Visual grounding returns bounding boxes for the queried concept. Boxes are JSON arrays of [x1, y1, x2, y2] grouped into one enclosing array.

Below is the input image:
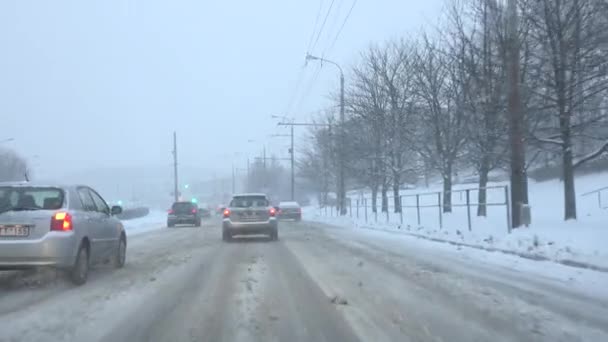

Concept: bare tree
[[347, 46, 391, 213], [525, 0, 608, 220], [0, 148, 28, 182], [412, 35, 469, 213]]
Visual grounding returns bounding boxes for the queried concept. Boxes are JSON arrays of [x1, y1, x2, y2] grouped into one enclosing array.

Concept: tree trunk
[[562, 144, 577, 220], [393, 173, 401, 213], [442, 165, 452, 213], [381, 181, 388, 213], [477, 158, 490, 217], [371, 184, 378, 213]]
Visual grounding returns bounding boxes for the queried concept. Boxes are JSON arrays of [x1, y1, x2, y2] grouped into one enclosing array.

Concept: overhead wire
[[310, 0, 336, 52], [306, 0, 325, 53], [323, 0, 358, 57], [285, 0, 325, 118]]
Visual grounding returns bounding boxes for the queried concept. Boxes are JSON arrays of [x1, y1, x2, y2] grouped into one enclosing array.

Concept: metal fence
[[319, 185, 512, 233], [581, 186, 608, 210]]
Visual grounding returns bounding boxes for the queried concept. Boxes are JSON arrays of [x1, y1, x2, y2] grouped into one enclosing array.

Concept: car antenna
[[24, 171, 30, 182]]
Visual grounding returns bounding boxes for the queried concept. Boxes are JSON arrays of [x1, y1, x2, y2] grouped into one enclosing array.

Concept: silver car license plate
[[0, 225, 30, 237]]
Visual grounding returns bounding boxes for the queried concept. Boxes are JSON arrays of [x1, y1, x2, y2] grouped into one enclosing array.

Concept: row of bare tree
[[300, 0, 608, 222], [0, 148, 28, 182]]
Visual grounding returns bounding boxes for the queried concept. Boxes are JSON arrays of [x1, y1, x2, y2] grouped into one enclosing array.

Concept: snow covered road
[[1, 219, 607, 342]]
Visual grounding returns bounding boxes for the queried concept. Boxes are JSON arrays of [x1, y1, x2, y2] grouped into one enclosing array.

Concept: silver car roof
[[231, 193, 268, 198]]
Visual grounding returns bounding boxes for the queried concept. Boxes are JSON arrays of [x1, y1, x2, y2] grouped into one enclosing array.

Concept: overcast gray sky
[[1, 0, 442, 182]]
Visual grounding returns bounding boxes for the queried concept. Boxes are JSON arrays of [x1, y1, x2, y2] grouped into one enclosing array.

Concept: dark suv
[[167, 202, 201, 227]]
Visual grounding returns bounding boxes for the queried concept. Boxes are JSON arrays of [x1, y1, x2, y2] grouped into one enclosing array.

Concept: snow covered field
[[309, 172, 608, 270], [121, 210, 167, 236]]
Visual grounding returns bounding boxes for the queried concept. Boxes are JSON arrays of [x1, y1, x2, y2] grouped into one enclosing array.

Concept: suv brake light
[[269, 207, 277, 217], [223, 208, 231, 218], [51, 212, 73, 231], [168, 209, 174, 214], [191, 208, 197, 214]]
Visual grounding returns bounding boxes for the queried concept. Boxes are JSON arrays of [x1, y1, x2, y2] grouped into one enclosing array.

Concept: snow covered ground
[[308, 172, 608, 270], [121, 210, 167, 236]]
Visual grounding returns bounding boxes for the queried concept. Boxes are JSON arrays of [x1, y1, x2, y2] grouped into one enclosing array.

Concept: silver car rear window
[[230, 196, 268, 208], [0, 186, 64, 210]]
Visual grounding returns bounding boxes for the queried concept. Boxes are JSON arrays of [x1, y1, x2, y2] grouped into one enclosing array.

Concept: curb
[[313, 219, 608, 274]]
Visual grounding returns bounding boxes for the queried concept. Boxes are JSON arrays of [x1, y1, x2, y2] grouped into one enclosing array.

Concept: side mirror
[[111, 205, 123, 216]]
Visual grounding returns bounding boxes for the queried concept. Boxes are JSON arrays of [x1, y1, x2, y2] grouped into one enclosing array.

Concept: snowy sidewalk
[[307, 211, 608, 272], [305, 173, 608, 272]]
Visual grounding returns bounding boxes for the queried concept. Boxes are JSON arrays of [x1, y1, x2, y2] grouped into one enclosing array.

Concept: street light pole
[[172, 132, 179, 202], [305, 53, 346, 215]]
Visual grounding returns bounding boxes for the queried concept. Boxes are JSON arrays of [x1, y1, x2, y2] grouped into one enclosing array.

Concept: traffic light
[[184, 184, 190, 189], [191, 198, 198, 204]]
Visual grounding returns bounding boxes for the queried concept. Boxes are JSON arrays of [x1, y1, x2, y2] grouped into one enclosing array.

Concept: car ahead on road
[[278, 201, 302, 221], [167, 201, 201, 227], [222, 193, 278, 241], [0, 182, 125, 285]]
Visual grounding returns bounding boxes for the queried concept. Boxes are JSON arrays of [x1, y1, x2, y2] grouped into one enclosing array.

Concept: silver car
[[222, 193, 278, 241], [0, 182, 126, 285]]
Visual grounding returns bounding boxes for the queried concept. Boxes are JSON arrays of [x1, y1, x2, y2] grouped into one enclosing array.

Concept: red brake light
[[191, 208, 197, 214], [223, 208, 231, 218], [168, 209, 174, 214], [269, 207, 276, 217], [51, 212, 72, 231]]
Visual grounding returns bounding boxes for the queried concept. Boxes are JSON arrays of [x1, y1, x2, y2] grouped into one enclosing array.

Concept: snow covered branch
[[574, 140, 608, 169]]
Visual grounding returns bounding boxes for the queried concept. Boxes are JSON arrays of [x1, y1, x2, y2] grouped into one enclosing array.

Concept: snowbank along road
[[1, 219, 607, 342]]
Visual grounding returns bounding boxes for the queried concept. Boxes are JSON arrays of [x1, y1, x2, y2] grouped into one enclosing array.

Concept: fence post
[[505, 185, 512, 233], [466, 189, 472, 231], [386, 209, 389, 223], [356, 200, 359, 219], [349, 201, 352, 218], [437, 192, 443, 229], [374, 208, 378, 223], [364, 199, 368, 223], [399, 196, 403, 225], [416, 194, 421, 226]]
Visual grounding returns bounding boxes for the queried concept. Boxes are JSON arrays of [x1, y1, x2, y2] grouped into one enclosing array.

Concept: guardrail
[[581, 186, 608, 210]]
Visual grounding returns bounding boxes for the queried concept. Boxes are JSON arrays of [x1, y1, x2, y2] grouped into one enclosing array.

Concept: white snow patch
[[121, 210, 167, 237]]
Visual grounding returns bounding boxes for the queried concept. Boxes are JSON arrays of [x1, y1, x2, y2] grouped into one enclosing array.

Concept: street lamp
[[304, 53, 347, 215]]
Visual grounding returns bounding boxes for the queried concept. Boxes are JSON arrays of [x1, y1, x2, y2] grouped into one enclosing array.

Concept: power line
[[294, 64, 323, 112], [284, 66, 306, 116], [321, 0, 345, 53], [310, 0, 336, 53], [306, 0, 325, 52], [323, 0, 358, 57]]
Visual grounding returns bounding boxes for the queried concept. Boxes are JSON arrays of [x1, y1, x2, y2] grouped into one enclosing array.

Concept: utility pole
[[305, 54, 347, 215], [290, 125, 295, 201], [338, 68, 346, 215], [172, 131, 179, 202], [277, 120, 332, 203], [506, 0, 527, 228], [231, 164, 236, 194], [263, 146, 267, 190]]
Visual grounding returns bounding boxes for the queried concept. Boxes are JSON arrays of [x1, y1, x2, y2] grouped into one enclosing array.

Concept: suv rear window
[[172, 202, 196, 212], [230, 196, 269, 208], [0, 186, 64, 211]]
